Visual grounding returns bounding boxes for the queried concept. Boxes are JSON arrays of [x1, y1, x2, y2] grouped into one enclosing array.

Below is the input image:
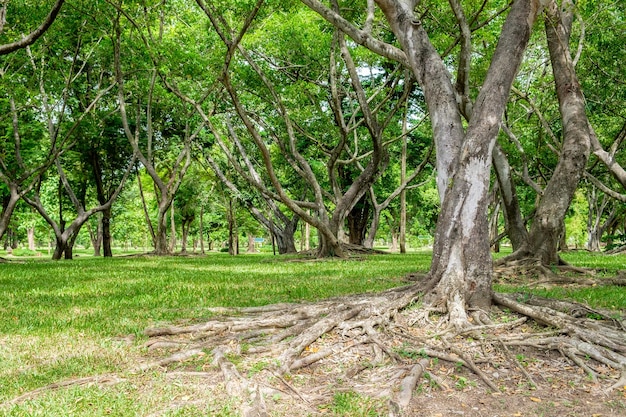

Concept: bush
[[11, 248, 42, 257]]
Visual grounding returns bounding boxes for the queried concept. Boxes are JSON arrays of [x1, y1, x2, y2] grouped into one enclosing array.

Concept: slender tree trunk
[[304, 220, 310, 251], [400, 121, 407, 254], [492, 142, 528, 250], [200, 205, 205, 254], [101, 207, 113, 257], [489, 199, 501, 253], [228, 198, 236, 256], [138, 173, 156, 246], [169, 200, 176, 253], [521, 0, 591, 265], [27, 227, 36, 251], [181, 220, 189, 254]]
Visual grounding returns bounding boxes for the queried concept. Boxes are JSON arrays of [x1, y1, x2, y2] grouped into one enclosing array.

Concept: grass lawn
[[1, 250, 625, 416]]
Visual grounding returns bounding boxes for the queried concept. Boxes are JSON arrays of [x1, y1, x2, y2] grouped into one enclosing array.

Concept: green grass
[[0, 252, 429, 414], [1, 249, 625, 415], [494, 251, 626, 310], [0, 253, 430, 337]]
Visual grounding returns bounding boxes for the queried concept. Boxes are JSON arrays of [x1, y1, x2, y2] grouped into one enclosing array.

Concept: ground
[[4, 270, 626, 416], [130, 286, 626, 416]]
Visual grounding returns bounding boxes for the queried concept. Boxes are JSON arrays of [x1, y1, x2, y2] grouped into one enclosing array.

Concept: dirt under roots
[[129, 279, 626, 417], [4, 277, 626, 416]]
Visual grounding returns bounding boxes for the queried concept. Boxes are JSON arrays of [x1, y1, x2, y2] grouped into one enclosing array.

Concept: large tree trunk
[[273, 216, 299, 254], [375, 0, 539, 327]]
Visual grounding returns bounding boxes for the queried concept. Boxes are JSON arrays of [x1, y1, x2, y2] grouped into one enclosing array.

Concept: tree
[[112, 8, 198, 255], [187, 0, 416, 257], [0, 0, 65, 55], [300, 0, 539, 324]]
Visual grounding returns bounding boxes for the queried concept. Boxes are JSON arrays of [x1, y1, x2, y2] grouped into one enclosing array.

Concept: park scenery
[[1, 0, 626, 416]]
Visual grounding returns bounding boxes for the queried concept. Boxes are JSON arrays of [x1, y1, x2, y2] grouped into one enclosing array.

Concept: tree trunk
[[154, 206, 171, 255], [316, 231, 345, 258], [390, 232, 399, 252], [247, 234, 256, 253], [375, 0, 539, 327], [522, 0, 591, 265], [492, 142, 528, 250], [27, 227, 36, 251], [181, 220, 190, 254], [273, 216, 299, 254], [228, 198, 237, 256], [489, 199, 501, 253], [101, 207, 113, 257], [200, 205, 205, 254], [169, 200, 176, 253], [0, 183, 21, 241], [346, 195, 370, 246], [89, 220, 102, 257], [400, 126, 407, 254]]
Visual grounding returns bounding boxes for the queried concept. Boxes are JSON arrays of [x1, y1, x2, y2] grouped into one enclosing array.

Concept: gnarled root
[[135, 285, 626, 415]]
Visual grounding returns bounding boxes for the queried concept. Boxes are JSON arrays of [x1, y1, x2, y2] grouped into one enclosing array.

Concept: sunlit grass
[[1, 249, 625, 415]]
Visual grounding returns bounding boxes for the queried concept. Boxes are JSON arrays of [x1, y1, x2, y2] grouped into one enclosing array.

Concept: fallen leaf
[[529, 397, 541, 402]]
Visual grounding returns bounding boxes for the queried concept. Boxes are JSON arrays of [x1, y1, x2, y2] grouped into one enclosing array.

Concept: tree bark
[[346, 195, 370, 246], [247, 234, 256, 253], [101, 208, 113, 257], [492, 142, 529, 250], [374, 0, 539, 325], [27, 227, 36, 251], [516, 0, 591, 265], [169, 200, 176, 253]]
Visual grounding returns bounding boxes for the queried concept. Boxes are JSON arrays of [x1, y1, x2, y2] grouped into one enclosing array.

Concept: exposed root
[[0, 374, 125, 408], [131, 283, 626, 415], [495, 257, 626, 288]]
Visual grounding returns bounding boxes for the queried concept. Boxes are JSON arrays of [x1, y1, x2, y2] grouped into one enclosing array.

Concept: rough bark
[[346, 195, 370, 246], [0, 183, 21, 241], [492, 142, 529, 250], [515, 0, 591, 265], [376, 0, 540, 325]]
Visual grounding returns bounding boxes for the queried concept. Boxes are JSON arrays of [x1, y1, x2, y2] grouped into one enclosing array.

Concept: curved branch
[[0, 0, 65, 55]]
